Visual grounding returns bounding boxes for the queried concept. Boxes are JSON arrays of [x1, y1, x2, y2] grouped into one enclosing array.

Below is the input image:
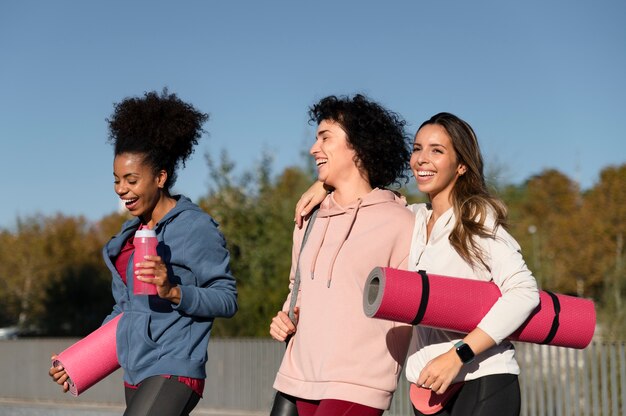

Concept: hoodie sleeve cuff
[[173, 285, 192, 312]]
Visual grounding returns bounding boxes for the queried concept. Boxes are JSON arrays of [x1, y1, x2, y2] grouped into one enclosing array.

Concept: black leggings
[[413, 374, 521, 416], [124, 376, 201, 416]]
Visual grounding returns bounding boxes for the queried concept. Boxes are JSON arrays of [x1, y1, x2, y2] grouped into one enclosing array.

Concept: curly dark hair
[[308, 94, 411, 189], [107, 89, 209, 191]]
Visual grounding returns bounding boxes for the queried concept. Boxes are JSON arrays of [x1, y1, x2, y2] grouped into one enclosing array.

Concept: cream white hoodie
[[404, 203, 540, 385], [273, 188, 415, 410]]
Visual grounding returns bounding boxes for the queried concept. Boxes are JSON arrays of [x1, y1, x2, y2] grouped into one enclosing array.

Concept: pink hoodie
[[273, 188, 415, 410]]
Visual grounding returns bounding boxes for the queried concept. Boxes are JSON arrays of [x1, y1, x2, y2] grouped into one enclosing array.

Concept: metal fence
[[0, 338, 623, 415], [515, 342, 625, 416]]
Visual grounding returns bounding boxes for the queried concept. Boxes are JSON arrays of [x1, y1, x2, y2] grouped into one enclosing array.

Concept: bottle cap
[[135, 229, 157, 238]]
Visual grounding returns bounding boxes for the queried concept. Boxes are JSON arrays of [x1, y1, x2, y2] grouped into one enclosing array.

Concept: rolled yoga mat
[[363, 268, 595, 349], [52, 313, 122, 396]]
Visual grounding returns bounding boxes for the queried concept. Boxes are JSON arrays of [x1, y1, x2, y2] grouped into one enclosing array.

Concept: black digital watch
[[454, 341, 475, 364]]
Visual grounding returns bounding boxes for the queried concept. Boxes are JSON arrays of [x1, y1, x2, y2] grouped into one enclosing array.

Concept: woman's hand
[[269, 307, 299, 342], [294, 181, 329, 228], [418, 329, 496, 394], [416, 349, 463, 395], [135, 255, 181, 304], [49, 355, 70, 393]]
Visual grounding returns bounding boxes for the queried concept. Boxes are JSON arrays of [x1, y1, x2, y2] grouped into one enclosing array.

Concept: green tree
[[0, 213, 125, 336], [510, 169, 582, 294], [199, 152, 314, 337], [0, 217, 51, 331], [40, 212, 128, 336], [583, 165, 626, 339]]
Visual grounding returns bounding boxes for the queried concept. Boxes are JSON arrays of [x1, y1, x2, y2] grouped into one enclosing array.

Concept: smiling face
[[310, 119, 363, 190], [113, 152, 166, 220], [410, 124, 467, 206]]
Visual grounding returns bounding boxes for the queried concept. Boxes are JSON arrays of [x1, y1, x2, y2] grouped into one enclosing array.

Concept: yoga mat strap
[[541, 290, 561, 345], [411, 270, 430, 325]]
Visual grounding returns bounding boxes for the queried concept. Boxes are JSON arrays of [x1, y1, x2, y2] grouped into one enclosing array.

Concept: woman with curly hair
[[49, 90, 238, 416], [295, 112, 539, 415], [269, 94, 415, 416]]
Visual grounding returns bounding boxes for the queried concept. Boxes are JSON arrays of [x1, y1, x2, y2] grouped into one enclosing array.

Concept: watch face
[[456, 342, 475, 363]]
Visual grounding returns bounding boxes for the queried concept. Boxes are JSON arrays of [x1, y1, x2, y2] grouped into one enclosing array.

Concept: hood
[[316, 187, 404, 218], [154, 195, 204, 231], [105, 194, 203, 258], [309, 188, 406, 287]]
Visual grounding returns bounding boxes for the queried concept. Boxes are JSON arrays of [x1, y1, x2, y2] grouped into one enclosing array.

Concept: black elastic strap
[[411, 270, 430, 325], [540, 291, 561, 345]]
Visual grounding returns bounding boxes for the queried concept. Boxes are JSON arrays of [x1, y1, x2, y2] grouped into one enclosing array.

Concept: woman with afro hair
[[269, 94, 415, 416], [50, 90, 238, 416]]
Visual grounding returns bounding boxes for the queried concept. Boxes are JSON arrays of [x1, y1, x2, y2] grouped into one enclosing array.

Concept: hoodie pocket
[[117, 311, 161, 371]]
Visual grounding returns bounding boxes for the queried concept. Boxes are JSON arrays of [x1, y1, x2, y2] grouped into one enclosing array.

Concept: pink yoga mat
[[52, 314, 121, 396], [363, 268, 595, 349]]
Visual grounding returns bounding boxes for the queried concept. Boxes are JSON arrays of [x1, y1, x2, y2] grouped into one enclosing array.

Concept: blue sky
[[1, 0, 625, 229]]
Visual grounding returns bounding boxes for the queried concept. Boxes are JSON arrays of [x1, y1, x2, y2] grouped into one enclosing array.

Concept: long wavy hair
[[419, 112, 508, 270]]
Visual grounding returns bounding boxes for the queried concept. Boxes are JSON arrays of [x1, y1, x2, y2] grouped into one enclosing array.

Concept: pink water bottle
[[133, 229, 158, 295]]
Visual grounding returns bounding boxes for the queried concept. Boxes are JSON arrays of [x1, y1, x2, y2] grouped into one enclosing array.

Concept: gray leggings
[[413, 374, 521, 416], [124, 376, 201, 416]]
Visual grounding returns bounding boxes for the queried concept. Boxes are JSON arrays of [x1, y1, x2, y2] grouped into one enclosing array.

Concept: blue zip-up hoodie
[[102, 195, 238, 385]]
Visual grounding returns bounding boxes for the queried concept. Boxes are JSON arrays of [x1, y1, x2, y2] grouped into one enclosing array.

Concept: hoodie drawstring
[[309, 217, 330, 280], [309, 199, 363, 288]]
